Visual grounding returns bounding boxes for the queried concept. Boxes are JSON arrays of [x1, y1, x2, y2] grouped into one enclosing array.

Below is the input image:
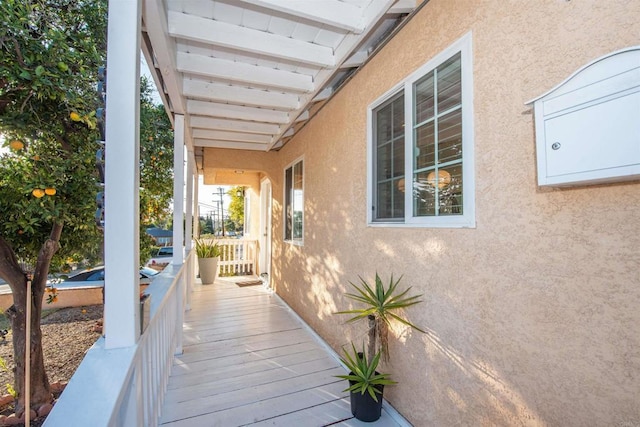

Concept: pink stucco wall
[[204, 1, 640, 425]]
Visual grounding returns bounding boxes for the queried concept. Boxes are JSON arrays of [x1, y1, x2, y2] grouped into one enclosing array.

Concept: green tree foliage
[[0, 0, 107, 413], [140, 77, 173, 226], [227, 186, 245, 234], [199, 215, 214, 235], [139, 77, 173, 261]]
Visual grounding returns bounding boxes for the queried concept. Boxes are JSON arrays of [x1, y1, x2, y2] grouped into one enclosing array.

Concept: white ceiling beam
[[389, 0, 416, 14], [312, 87, 333, 102], [283, 128, 294, 137], [238, 0, 365, 33], [333, 0, 396, 61], [177, 52, 314, 93], [142, 0, 184, 114], [295, 110, 310, 122], [187, 100, 290, 124], [192, 129, 273, 144], [168, 11, 335, 68], [266, 0, 397, 150], [194, 139, 269, 151], [183, 79, 300, 111], [190, 116, 281, 135], [341, 50, 369, 68]]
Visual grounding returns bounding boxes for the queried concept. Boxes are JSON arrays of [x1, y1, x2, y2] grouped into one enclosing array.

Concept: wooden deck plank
[[165, 356, 340, 402], [161, 366, 345, 422], [167, 345, 324, 388], [165, 360, 340, 409], [248, 398, 353, 426], [177, 329, 314, 364], [161, 381, 347, 426], [159, 279, 405, 427]]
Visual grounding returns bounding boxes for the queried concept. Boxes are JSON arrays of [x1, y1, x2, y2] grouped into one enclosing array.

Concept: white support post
[[172, 115, 185, 266], [104, 0, 141, 349], [185, 151, 194, 253], [185, 152, 195, 311], [193, 179, 200, 238]]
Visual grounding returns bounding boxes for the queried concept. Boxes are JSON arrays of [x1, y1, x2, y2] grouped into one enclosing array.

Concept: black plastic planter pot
[[348, 378, 384, 422]]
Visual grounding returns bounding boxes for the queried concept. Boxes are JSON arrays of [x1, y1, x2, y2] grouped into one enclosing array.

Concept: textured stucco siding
[[205, 1, 640, 425]]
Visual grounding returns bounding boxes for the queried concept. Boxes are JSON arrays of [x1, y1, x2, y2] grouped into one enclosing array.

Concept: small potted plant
[[335, 273, 425, 420], [195, 238, 221, 284], [336, 343, 396, 422]]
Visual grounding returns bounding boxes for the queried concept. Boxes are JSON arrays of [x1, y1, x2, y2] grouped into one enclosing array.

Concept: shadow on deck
[[159, 277, 409, 426]]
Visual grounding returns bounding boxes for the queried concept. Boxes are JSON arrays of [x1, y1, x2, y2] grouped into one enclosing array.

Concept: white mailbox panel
[[528, 47, 640, 187]]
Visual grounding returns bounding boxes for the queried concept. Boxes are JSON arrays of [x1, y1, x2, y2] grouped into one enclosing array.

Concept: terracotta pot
[[198, 257, 219, 284]]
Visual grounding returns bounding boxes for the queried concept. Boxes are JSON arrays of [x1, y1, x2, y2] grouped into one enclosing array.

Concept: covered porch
[[43, 0, 418, 425], [159, 278, 406, 426]]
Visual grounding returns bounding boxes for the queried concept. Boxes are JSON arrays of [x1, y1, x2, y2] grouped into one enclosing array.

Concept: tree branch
[[10, 37, 26, 67], [0, 236, 28, 292], [32, 222, 63, 287], [19, 92, 33, 113]]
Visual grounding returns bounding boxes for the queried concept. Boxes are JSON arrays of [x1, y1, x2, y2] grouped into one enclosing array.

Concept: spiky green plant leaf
[[335, 273, 425, 360], [335, 343, 396, 402], [195, 238, 221, 258]]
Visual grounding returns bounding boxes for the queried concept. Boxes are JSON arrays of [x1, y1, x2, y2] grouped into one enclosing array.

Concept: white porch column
[[104, 0, 141, 349], [193, 174, 200, 238], [172, 115, 185, 266], [185, 151, 195, 311], [185, 150, 194, 252]]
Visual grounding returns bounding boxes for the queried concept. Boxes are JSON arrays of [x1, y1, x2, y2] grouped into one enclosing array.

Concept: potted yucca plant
[[336, 343, 396, 422], [195, 239, 221, 284], [335, 273, 424, 421]]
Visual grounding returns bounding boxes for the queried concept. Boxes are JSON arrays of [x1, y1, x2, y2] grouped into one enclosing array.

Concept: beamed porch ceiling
[[142, 0, 417, 170]]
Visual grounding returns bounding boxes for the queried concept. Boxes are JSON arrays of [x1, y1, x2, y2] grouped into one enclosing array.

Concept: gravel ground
[[0, 305, 103, 397]]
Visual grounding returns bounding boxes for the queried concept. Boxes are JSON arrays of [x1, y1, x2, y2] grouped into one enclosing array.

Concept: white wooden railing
[[43, 250, 195, 427], [214, 238, 258, 277]]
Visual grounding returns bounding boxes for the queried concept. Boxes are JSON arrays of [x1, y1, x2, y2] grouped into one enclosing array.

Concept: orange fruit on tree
[[70, 112, 81, 121], [32, 188, 45, 198], [45, 188, 56, 196], [9, 140, 24, 150]]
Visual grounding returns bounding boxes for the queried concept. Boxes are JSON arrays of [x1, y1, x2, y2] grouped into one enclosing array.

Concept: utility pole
[[217, 187, 225, 237]]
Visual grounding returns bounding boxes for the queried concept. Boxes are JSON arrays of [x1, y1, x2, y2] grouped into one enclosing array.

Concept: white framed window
[[284, 157, 304, 243], [367, 32, 475, 228]]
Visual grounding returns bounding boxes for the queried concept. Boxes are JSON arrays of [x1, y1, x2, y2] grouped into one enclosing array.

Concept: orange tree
[[0, 0, 106, 413]]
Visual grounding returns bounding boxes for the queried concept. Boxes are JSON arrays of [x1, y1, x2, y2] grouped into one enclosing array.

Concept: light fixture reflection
[[427, 169, 451, 189]]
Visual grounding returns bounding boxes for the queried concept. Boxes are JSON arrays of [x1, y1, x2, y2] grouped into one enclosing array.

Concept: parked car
[[146, 246, 173, 269], [55, 266, 160, 289]]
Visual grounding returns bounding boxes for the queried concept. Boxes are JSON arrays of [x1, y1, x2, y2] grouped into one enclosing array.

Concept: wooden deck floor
[[159, 278, 407, 427]]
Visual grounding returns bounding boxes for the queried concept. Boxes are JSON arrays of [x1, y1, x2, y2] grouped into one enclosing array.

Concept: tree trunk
[[0, 223, 63, 415], [367, 315, 377, 360]]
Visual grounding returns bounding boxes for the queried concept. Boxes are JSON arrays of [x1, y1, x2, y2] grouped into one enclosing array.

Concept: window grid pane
[[292, 161, 303, 240], [415, 74, 434, 124], [374, 93, 405, 221], [284, 166, 292, 239], [413, 52, 462, 217], [414, 161, 462, 216]]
